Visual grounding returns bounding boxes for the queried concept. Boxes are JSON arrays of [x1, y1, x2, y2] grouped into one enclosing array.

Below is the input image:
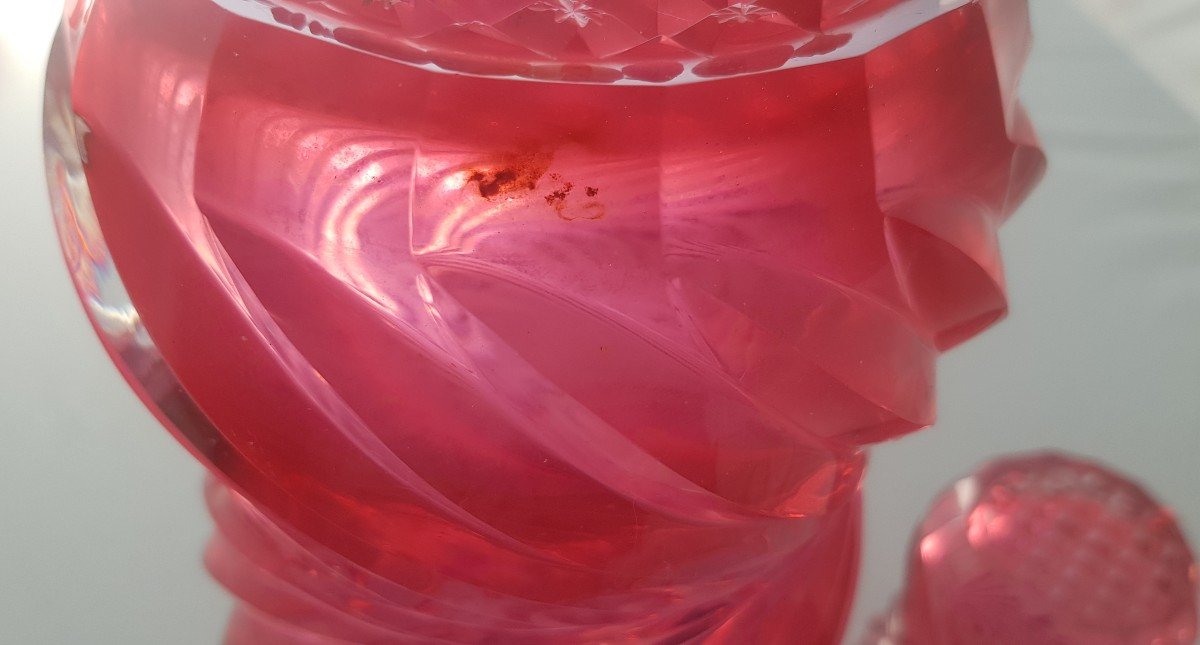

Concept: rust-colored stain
[[464, 151, 602, 221], [544, 179, 604, 221], [544, 182, 574, 207], [574, 202, 606, 221], [465, 150, 552, 200]]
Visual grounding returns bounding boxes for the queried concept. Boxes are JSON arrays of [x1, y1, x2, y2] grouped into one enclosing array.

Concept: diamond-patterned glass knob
[[868, 454, 1199, 645]]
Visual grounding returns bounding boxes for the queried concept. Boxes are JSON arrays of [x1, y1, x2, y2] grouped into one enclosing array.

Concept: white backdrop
[[1073, 0, 1200, 121], [1, 2, 1197, 643]]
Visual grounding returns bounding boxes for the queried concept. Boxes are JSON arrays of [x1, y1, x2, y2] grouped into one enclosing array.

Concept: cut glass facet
[[44, 0, 1044, 641]]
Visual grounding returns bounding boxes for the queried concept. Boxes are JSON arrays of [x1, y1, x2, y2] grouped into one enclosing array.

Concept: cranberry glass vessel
[[866, 453, 1199, 645], [44, 0, 1044, 641]]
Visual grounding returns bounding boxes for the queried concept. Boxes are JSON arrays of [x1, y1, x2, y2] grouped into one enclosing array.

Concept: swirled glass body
[[45, 0, 1043, 641]]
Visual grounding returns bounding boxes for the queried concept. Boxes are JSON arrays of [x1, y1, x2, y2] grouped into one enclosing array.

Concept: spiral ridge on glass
[[45, 0, 1043, 641]]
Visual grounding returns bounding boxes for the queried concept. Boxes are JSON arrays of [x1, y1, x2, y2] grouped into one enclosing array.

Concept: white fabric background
[[1, 2, 1197, 643]]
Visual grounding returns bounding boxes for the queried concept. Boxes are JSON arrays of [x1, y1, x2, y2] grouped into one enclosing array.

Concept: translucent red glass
[[867, 454, 1199, 645], [44, 0, 1043, 641]]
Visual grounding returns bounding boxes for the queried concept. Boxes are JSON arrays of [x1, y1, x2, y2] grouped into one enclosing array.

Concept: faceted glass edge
[[211, 0, 973, 85]]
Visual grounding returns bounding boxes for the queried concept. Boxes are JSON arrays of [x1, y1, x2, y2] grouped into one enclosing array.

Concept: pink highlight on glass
[[44, 0, 1043, 641], [867, 453, 1200, 645]]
